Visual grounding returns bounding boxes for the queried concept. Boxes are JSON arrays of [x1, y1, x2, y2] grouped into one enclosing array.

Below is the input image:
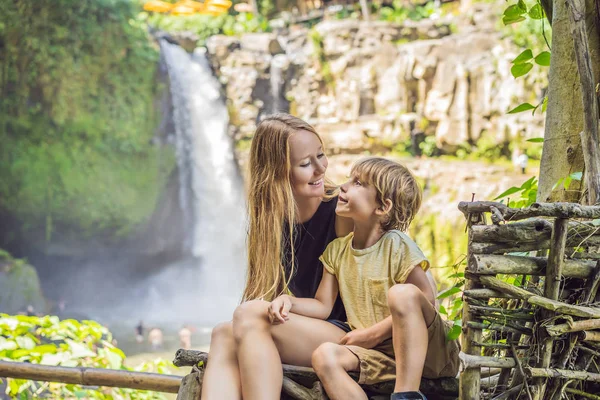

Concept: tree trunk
[[537, 0, 600, 202]]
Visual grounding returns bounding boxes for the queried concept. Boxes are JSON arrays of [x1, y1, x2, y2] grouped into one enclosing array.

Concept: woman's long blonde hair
[[243, 113, 337, 302]]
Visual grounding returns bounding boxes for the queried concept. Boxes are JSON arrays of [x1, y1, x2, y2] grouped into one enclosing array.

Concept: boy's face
[[336, 173, 381, 223]]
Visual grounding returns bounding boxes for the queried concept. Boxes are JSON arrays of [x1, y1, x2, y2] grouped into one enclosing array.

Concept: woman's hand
[[268, 295, 293, 325], [339, 327, 381, 349]]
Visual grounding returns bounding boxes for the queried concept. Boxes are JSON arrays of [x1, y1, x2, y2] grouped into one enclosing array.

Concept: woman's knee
[[210, 321, 234, 347], [388, 283, 422, 315], [312, 342, 345, 375], [232, 300, 269, 341]]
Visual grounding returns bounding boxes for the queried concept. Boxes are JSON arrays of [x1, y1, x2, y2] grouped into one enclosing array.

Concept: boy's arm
[[269, 270, 338, 323], [405, 266, 436, 306]]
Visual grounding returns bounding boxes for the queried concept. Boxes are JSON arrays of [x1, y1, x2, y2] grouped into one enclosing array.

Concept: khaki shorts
[[344, 313, 460, 385]]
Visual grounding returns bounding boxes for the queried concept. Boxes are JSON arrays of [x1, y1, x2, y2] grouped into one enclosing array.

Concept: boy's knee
[[388, 283, 421, 315], [232, 300, 269, 341], [312, 342, 345, 375]]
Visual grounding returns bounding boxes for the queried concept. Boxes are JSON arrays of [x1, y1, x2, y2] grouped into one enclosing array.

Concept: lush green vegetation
[[0, 314, 170, 399], [0, 0, 175, 242], [144, 11, 270, 45]]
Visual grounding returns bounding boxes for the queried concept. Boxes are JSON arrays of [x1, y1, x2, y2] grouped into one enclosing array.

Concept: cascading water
[[269, 54, 290, 114], [134, 40, 247, 324]]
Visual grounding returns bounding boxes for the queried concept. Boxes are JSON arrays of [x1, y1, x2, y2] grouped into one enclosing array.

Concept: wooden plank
[[0, 360, 181, 393], [458, 201, 600, 221], [469, 254, 594, 279], [526, 367, 600, 382], [459, 352, 517, 369], [478, 275, 600, 318]]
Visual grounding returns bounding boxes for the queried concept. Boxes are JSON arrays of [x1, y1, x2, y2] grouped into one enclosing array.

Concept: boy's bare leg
[[387, 283, 437, 393], [201, 321, 242, 400], [232, 300, 346, 400], [312, 343, 367, 400]]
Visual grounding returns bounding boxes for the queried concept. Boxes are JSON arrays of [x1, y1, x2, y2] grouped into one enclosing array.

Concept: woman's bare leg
[[232, 300, 346, 400], [311, 342, 366, 400], [201, 321, 242, 400], [387, 284, 437, 393]]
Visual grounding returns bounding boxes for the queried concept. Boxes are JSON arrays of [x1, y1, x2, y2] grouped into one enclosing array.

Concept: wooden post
[[566, 0, 600, 205], [176, 366, 202, 400], [532, 217, 569, 400], [459, 213, 485, 400]]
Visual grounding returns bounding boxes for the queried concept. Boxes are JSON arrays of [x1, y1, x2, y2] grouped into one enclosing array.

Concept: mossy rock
[[0, 249, 46, 314]]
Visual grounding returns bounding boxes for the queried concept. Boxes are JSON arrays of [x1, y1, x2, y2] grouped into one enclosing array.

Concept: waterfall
[[269, 54, 290, 114], [151, 40, 246, 323]]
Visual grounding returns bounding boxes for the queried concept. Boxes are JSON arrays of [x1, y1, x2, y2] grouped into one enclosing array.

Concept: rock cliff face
[[201, 13, 545, 155]]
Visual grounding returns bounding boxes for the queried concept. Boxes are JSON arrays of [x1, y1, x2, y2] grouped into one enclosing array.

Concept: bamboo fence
[[459, 201, 600, 400]]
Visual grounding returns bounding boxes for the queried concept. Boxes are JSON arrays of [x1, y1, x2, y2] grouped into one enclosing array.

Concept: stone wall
[[201, 11, 546, 155]]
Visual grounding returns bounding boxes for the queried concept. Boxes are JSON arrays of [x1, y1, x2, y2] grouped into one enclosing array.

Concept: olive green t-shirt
[[319, 230, 429, 331]]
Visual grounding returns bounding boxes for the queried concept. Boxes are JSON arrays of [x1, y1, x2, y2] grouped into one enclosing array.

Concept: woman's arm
[[268, 270, 339, 323]]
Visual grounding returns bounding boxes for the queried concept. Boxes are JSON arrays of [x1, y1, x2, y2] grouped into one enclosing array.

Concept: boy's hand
[[339, 328, 381, 349], [268, 295, 292, 325]]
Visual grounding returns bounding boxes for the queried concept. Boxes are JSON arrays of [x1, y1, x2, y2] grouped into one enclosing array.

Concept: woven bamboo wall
[[459, 201, 600, 400]]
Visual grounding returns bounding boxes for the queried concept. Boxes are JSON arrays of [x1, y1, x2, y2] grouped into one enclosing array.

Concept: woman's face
[[288, 129, 328, 199]]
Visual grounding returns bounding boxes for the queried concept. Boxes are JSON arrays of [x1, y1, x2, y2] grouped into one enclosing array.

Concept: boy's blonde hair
[[351, 157, 422, 232]]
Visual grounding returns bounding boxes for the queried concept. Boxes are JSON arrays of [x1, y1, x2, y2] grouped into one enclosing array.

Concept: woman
[[201, 114, 392, 399]]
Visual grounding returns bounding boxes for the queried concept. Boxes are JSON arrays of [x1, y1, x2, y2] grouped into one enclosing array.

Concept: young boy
[[268, 157, 459, 400]]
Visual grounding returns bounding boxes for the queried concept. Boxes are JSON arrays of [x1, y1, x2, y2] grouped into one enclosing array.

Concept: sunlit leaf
[[520, 176, 537, 190], [542, 96, 548, 112], [65, 339, 96, 358], [527, 138, 544, 143], [447, 324, 462, 341], [512, 49, 533, 64], [528, 3, 544, 19], [31, 344, 58, 355], [535, 51, 551, 66], [495, 186, 521, 200], [511, 62, 533, 78], [564, 176, 573, 190], [504, 4, 525, 16], [508, 102, 535, 114], [503, 14, 526, 24], [437, 287, 461, 299], [16, 335, 36, 350], [0, 339, 17, 351], [40, 352, 66, 366], [439, 305, 447, 315]]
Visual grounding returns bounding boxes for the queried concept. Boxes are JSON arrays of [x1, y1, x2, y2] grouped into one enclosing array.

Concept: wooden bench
[[173, 349, 458, 400]]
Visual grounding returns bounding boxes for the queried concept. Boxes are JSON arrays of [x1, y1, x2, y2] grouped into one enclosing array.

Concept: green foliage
[[409, 213, 468, 340], [0, 0, 175, 240], [494, 175, 538, 208], [419, 136, 438, 158], [145, 12, 270, 45], [378, 0, 440, 24], [309, 29, 335, 89], [0, 314, 170, 399]]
